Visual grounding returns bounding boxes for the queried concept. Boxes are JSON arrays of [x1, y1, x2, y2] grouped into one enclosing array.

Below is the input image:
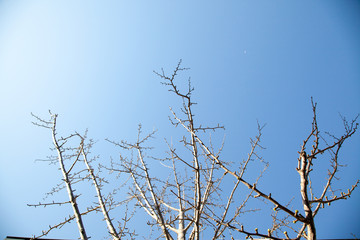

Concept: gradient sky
[[0, 1, 359, 239]]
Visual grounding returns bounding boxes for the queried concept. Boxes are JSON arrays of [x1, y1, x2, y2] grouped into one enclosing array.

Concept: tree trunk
[[298, 152, 316, 240]]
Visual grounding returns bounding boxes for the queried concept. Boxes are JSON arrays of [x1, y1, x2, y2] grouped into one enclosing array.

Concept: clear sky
[[0, 1, 359, 239]]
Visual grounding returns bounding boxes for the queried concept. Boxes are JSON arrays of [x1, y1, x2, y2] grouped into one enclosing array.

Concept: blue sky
[[0, 1, 359, 239]]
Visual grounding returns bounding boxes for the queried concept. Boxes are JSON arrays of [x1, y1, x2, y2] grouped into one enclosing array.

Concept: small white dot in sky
[[244, 50, 247, 54]]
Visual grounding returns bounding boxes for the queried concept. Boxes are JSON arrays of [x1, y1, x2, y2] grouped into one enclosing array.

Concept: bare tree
[[159, 62, 359, 239], [105, 61, 266, 240], [30, 61, 358, 240], [30, 112, 132, 240]]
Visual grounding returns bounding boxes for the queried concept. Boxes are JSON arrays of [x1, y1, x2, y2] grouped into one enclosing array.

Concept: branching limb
[[27, 200, 71, 208], [49, 114, 89, 240], [80, 136, 121, 240], [30, 205, 100, 240]]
